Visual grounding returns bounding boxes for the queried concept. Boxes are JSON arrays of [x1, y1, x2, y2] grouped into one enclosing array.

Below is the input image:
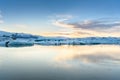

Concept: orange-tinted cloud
[[52, 16, 120, 37]]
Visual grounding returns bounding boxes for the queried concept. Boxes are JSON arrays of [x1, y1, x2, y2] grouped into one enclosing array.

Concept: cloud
[[52, 16, 120, 37], [54, 18, 120, 31], [74, 20, 119, 30], [53, 21, 74, 28], [51, 14, 71, 27], [40, 31, 93, 37]]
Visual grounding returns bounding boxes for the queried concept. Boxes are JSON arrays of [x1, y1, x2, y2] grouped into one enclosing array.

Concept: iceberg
[[0, 40, 34, 47], [1, 30, 120, 47]]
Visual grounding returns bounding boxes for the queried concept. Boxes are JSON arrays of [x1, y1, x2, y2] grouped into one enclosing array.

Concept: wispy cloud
[[53, 17, 120, 31], [52, 14, 73, 27], [52, 15, 120, 37]]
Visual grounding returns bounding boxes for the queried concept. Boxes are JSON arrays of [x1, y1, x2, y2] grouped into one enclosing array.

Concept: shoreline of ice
[[0, 37, 120, 47], [0, 30, 120, 47]]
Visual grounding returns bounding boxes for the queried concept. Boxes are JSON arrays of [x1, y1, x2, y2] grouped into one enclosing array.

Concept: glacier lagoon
[[0, 45, 120, 80]]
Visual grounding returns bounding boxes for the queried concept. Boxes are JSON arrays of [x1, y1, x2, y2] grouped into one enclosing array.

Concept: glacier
[[0, 30, 120, 47]]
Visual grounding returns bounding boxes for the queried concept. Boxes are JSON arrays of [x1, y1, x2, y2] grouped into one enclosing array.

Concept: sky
[[0, 0, 120, 37]]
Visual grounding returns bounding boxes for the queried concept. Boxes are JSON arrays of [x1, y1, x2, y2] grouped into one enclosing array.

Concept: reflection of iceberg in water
[[55, 45, 120, 65]]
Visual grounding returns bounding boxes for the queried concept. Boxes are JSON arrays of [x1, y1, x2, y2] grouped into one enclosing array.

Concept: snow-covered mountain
[[0, 30, 120, 47]]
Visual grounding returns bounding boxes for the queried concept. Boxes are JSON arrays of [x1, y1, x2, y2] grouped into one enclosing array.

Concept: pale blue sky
[[0, 0, 120, 37]]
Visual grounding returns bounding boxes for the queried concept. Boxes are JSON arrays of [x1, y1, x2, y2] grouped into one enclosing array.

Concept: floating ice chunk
[[8, 40, 34, 47]]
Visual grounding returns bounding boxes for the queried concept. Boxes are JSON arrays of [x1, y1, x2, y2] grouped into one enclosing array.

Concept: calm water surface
[[0, 45, 120, 80]]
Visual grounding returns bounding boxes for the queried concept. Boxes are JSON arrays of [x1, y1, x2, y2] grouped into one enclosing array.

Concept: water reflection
[[55, 45, 120, 65], [0, 45, 120, 80]]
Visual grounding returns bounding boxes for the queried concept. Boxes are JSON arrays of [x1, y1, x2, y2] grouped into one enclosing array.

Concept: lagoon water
[[0, 45, 120, 80]]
